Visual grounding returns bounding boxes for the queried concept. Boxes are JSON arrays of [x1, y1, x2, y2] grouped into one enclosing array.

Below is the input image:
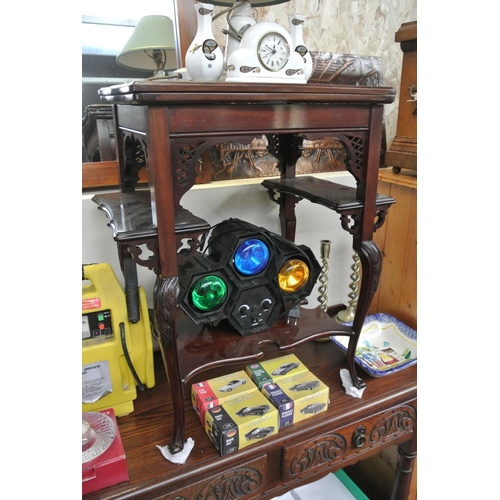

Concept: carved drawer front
[[165, 454, 267, 500], [282, 402, 416, 483]]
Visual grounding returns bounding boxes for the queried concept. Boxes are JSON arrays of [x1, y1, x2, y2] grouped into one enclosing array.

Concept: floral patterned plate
[[330, 313, 417, 377]]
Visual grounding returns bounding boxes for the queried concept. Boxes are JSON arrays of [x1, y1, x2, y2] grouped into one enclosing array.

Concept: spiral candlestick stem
[[336, 252, 361, 323], [317, 240, 331, 312]]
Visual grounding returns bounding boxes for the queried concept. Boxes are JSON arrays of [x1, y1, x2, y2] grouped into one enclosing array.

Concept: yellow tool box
[[82, 261, 155, 416]]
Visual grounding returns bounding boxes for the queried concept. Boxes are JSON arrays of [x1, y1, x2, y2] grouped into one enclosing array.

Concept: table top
[[98, 81, 396, 105], [82, 338, 416, 500]]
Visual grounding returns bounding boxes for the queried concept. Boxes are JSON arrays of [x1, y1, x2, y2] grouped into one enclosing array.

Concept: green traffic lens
[[191, 275, 227, 311]]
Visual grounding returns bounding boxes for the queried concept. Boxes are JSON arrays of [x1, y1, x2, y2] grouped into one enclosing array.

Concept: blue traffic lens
[[234, 239, 270, 276]]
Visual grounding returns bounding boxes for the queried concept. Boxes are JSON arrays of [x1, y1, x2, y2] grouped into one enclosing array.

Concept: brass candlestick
[[317, 240, 331, 312], [336, 252, 361, 323]]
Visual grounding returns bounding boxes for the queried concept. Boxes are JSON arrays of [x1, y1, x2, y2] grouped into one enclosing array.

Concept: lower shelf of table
[[174, 305, 353, 383], [83, 340, 417, 500]]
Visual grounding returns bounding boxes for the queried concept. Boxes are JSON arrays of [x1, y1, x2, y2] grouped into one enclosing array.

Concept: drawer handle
[[352, 425, 367, 448]]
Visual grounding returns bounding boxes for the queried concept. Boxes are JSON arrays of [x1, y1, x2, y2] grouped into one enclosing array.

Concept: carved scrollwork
[[339, 210, 362, 236], [339, 205, 391, 237], [126, 241, 159, 273], [357, 240, 382, 294], [264, 187, 303, 207], [153, 276, 179, 350], [288, 434, 347, 478], [177, 236, 198, 258], [374, 206, 391, 232], [370, 405, 416, 445], [195, 467, 262, 499]]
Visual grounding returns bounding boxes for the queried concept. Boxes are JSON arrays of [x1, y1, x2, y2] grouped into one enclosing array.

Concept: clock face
[[257, 32, 290, 72]]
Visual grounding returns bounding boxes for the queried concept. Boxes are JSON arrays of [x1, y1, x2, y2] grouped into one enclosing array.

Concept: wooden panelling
[[82, 161, 148, 190], [370, 169, 417, 330]]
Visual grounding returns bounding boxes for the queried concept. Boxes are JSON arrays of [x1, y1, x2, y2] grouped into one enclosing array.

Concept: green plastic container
[[335, 470, 370, 500]]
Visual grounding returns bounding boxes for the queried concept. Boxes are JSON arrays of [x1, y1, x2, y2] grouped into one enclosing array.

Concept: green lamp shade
[[116, 15, 177, 71]]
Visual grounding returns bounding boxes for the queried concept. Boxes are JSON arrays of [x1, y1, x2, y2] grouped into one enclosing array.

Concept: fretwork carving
[[176, 235, 202, 267], [340, 205, 392, 238], [370, 405, 416, 445], [125, 241, 159, 273], [340, 211, 362, 236], [265, 187, 303, 207], [287, 434, 347, 478], [177, 142, 207, 187], [374, 206, 391, 232]]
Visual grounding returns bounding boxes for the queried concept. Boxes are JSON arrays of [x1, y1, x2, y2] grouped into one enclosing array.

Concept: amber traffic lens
[[278, 259, 310, 292]]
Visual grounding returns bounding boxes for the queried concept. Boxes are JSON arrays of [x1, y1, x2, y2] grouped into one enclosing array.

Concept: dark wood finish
[[90, 81, 416, 498], [384, 21, 417, 173], [83, 337, 416, 500]]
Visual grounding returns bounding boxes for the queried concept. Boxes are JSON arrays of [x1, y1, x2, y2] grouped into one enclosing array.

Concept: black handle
[[124, 258, 140, 324], [352, 425, 367, 448]]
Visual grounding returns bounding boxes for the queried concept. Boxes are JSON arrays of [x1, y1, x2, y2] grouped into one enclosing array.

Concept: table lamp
[[116, 15, 177, 77]]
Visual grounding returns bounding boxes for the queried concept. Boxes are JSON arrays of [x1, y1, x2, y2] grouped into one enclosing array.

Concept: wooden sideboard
[[88, 81, 416, 499], [83, 334, 416, 500]]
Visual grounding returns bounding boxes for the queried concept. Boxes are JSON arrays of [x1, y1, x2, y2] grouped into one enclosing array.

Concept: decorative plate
[[82, 411, 116, 464], [331, 313, 417, 377]]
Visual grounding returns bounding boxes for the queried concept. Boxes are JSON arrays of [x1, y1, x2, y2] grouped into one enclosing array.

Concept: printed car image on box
[[205, 390, 278, 456], [262, 371, 329, 426], [191, 370, 257, 425], [245, 354, 307, 389]]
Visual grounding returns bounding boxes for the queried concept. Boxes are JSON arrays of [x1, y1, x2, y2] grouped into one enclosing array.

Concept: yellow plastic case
[[82, 263, 155, 417]]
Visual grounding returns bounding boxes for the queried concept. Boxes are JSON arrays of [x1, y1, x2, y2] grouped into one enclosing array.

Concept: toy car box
[[205, 390, 278, 456], [261, 371, 329, 428], [245, 354, 308, 389], [191, 370, 257, 425]]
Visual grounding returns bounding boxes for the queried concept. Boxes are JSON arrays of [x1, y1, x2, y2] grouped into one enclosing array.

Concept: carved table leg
[[391, 420, 417, 500], [348, 240, 383, 389], [153, 275, 185, 453], [278, 192, 299, 242]]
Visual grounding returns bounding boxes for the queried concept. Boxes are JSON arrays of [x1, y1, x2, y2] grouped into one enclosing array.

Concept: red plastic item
[[82, 408, 128, 495]]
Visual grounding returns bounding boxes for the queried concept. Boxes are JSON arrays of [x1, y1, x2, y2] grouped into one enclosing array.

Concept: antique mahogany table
[[90, 81, 416, 498]]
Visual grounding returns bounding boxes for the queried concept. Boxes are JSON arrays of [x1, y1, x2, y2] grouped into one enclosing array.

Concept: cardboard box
[[262, 371, 329, 428], [245, 354, 308, 389], [191, 370, 257, 424], [82, 408, 128, 495], [205, 390, 278, 456]]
